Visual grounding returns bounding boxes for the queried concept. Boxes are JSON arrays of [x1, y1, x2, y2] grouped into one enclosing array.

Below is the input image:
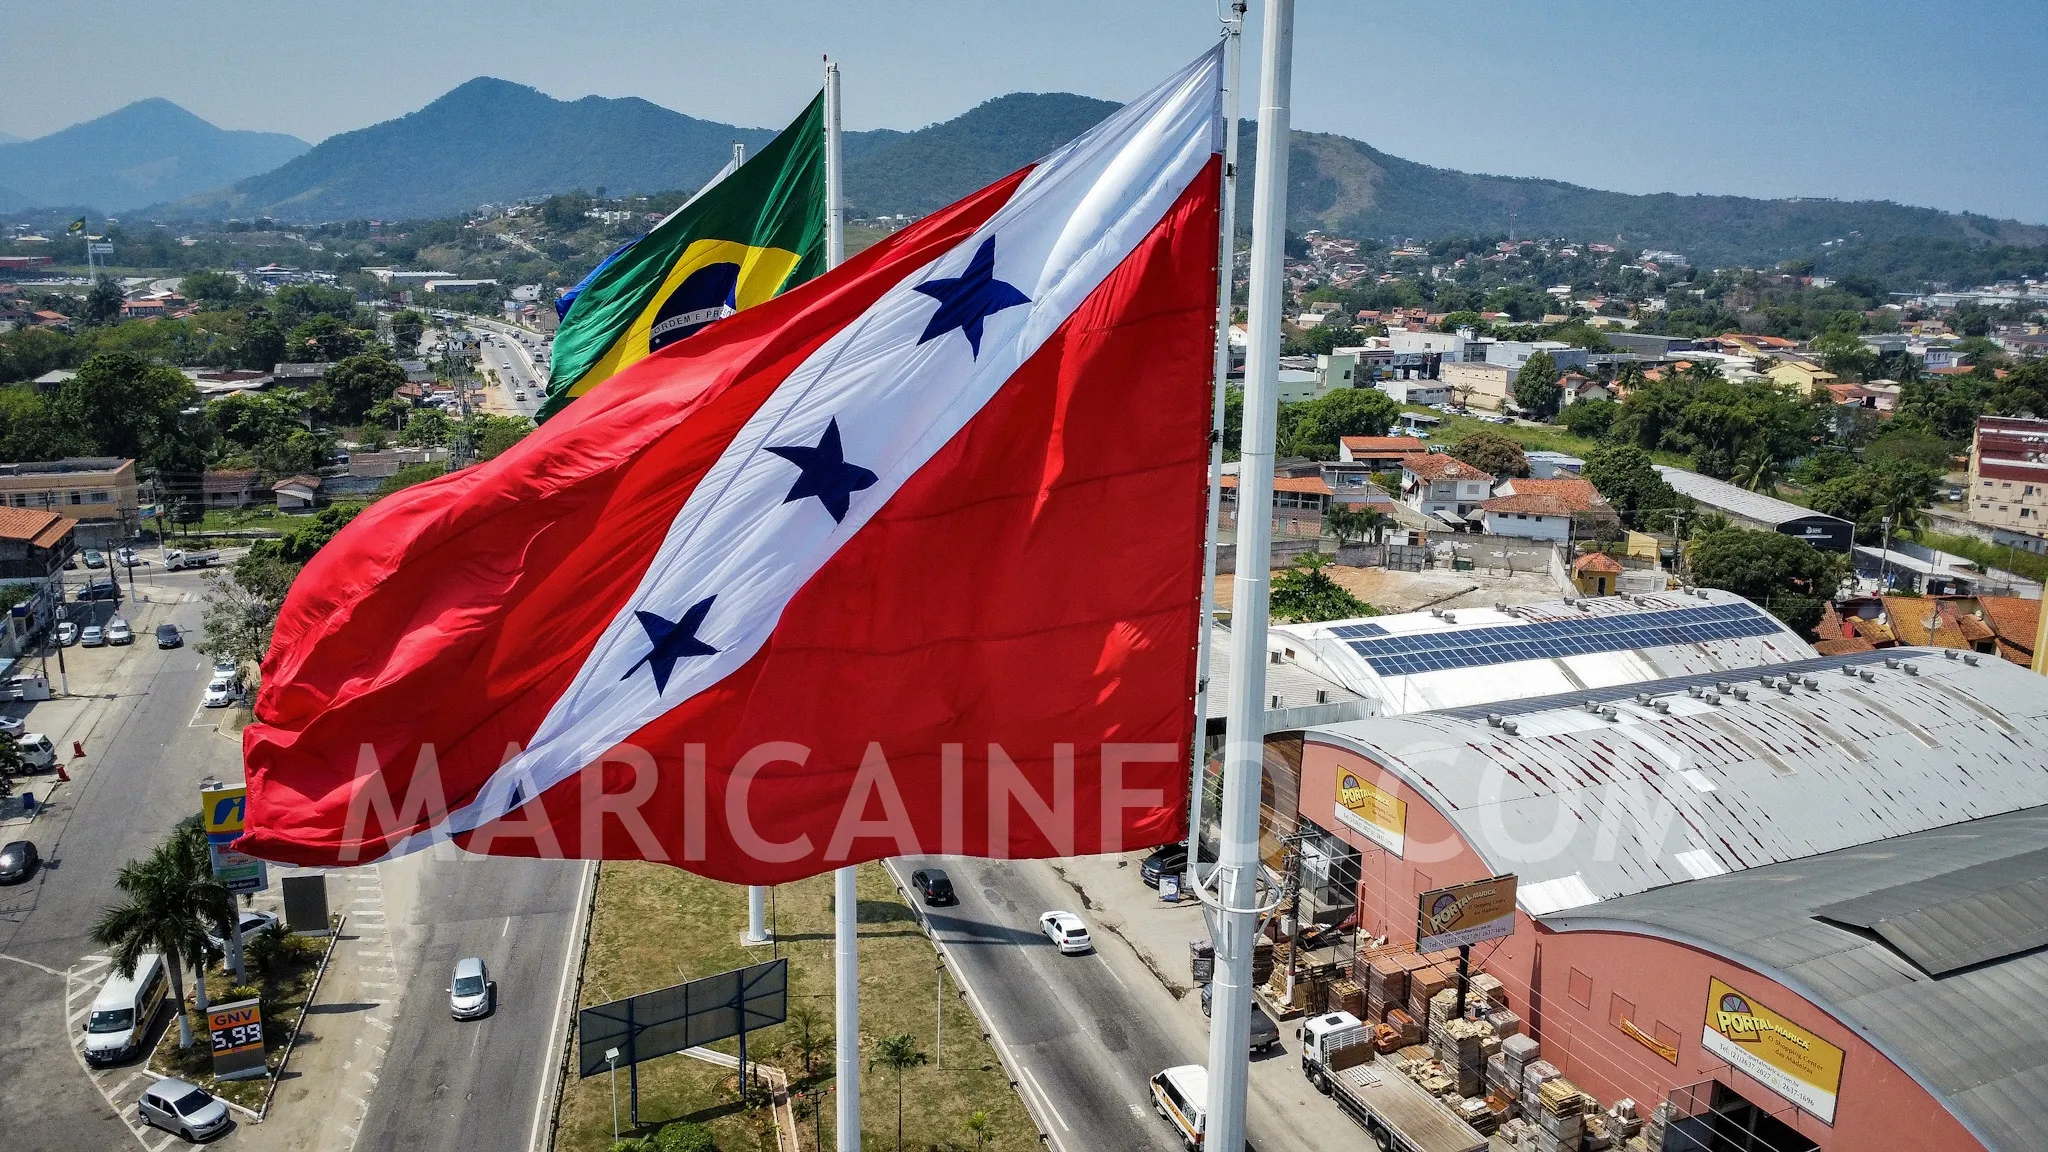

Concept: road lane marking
[[0, 952, 67, 976], [528, 858, 598, 1152], [501, 915, 511, 937], [1020, 1066, 1070, 1132]]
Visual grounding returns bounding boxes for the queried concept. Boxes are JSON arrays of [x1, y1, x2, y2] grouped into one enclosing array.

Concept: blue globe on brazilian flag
[[539, 94, 825, 420]]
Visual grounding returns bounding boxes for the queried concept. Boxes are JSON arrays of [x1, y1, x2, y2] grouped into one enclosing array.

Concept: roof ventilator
[[1500, 719, 1519, 735], [1904, 663, 1920, 676], [1841, 665, 1859, 676], [1687, 685, 1703, 698], [1964, 654, 1980, 666], [1486, 713, 1504, 728], [1885, 657, 1901, 669], [1652, 699, 1672, 714], [1858, 669, 1877, 682], [1704, 691, 1722, 706], [1583, 700, 1601, 713], [1599, 705, 1620, 721], [1802, 676, 1820, 690], [1777, 679, 1795, 695], [1944, 650, 1959, 660], [1732, 687, 1750, 701]]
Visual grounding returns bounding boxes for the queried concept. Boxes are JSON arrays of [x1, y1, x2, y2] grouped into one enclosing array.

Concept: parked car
[[205, 909, 279, 953], [115, 547, 140, 567], [137, 1078, 231, 1142], [80, 624, 105, 648], [81, 549, 106, 569], [76, 577, 120, 602], [57, 621, 78, 646], [1200, 981, 1283, 1052], [1040, 910, 1093, 954], [449, 956, 494, 1019], [1139, 843, 1188, 888], [156, 624, 182, 649], [909, 868, 956, 906], [84, 953, 168, 1066], [105, 618, 134, 646], [0, 715, 21, 737], [202, 682, 238, 708], [0, 839, 40, 884]]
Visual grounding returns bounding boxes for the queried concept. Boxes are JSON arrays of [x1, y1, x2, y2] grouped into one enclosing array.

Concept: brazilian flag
[[540, 94, 825, 419]]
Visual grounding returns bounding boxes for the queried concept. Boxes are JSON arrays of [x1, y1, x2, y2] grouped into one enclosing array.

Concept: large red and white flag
[[241, 49, 1224, 883]]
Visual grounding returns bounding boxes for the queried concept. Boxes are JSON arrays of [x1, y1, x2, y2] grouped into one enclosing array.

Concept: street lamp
[[605, 1047, 622, 1144]]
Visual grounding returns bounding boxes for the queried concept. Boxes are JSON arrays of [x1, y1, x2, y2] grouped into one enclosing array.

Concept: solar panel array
[[1345, 602, 1782, 677]]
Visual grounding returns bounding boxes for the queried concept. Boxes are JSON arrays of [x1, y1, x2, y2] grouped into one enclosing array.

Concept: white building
[[1377, 376, 1452, 406]]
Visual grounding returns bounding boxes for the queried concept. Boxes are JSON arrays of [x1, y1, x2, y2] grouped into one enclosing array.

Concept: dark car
[[0, 840, 40, 884], [155, 624, 182, 649], [75, 578, 121, 603], [1200, 982, 1282, 1053], [909, 868, 955, 906], [1139, 843, 1188, 888]]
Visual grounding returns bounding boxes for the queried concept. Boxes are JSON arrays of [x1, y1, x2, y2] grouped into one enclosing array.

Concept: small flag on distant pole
[[67, 218, 87, 234], [539, 97, 826, 420]]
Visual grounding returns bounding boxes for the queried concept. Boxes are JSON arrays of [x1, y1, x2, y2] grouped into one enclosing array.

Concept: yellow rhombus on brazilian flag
[[539, 93, 824, 419]]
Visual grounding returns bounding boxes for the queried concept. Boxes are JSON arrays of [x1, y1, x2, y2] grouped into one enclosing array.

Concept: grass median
[[555, 860, 1039, 1152]]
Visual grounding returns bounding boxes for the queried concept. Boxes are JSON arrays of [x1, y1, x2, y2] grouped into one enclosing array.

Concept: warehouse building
[[1654, 466, 1854, 553], [1289, 647, 2048, 1151]]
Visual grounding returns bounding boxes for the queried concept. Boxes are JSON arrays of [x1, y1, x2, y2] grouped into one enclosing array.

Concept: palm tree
[[91, 832, 227, 1050], [965, 1110, 991, 1150], [1730, 445, 1782, 494], [786, 1002, 829, 1076], [872, 1033, 928, 1152]]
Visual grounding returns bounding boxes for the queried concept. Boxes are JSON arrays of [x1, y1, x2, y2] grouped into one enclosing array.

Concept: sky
[[7, 0, 2047, 223]]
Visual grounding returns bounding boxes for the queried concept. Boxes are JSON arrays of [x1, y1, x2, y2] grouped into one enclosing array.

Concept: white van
[[1151, 1064, 1208, 1149], [84, 953, 169, 1065], [15, 732, 56, 771]]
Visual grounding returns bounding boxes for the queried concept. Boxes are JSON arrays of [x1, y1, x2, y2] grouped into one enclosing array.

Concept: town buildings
[[1967, 415, 2048, 551], [0, 457, 140, 545]]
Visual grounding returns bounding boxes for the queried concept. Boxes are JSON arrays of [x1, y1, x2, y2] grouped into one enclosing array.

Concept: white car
[[105, 618, 133, 646], [203, 682, 239, 708], [56, 621, 78, 647], [206, 909, 279, 952], [214, 658, 239, 678], [0, 716, 22, 737], [1040, 910, 1093, 954]]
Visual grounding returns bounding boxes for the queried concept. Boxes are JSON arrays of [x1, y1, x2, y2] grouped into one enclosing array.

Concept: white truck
[[1299, 1012, 1487, 1152], [163, 549, 221, 571]]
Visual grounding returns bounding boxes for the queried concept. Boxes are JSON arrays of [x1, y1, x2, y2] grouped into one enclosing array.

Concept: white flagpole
[[1186, 0, 1247, 893], [1207, 2, 1292, 1150], [824, 56, 861, 1152]]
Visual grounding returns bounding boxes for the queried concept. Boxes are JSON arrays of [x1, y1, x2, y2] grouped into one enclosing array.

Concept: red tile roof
[[0, 506, 77, 550], [1481, 493, 1575, 516], [1499, 477, 1603, 511], [1402, 454, 1491, 482], [1340, 435, 1427, 455], [1219, 474, 1333, 496], [1573, 551, 1624, 574]]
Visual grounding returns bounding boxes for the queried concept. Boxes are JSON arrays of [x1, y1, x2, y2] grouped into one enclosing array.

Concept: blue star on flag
[[765, 418, 877, 523], [914, 235, 1030, 357], [622, 596, 719, 693]]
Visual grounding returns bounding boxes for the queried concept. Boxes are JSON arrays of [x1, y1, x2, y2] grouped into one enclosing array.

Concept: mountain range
[[5, 83, 2044, 270], [0, 99, 307, 213]]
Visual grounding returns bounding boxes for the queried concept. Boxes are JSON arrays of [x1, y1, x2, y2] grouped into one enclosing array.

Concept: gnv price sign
[[208, 998, 268, 1081]]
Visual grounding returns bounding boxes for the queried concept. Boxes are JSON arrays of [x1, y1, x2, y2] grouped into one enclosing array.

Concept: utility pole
[[1205, 6, 1294, 1152]]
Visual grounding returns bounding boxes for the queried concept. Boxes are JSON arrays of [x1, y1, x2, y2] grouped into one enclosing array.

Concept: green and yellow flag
[[540, 94, 825, 419], [68, 218, 87, 234]]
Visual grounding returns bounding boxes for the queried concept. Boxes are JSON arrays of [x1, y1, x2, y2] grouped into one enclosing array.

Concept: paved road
[[351, 852, 589, 1152], [891, 855, 1192, 1152], [0, 571, 237, 1152], [467, 324, 546, 419]]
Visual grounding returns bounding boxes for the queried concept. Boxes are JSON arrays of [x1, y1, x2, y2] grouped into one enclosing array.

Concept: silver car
[[138, 1078, 231, 1142], [450, 956, 492, 1019]]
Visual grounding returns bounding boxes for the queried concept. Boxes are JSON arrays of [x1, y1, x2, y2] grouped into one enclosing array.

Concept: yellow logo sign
[[1334, 771, 1406, 856], [201, 785, 247, 836], [1414, 876, 1518, 952], [1700, 977, 1843, 1125]]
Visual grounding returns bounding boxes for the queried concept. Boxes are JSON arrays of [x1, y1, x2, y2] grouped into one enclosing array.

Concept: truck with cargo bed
[[1299, 1011, 1486, 1152], [163, 549, 221, 571]]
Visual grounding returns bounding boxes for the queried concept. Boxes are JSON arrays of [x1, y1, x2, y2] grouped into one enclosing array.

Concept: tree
[[965, 1110, 991, 1150], [1278, 387, 1399, 459], [378, 462, 446, 496], [786, 1003, 828, 1075], [1448, 430, 1530, 478], [319, 354, 407, 425], [271, 284, 358, 330], [1583, 444, 1684, 529], [287, 314, 367, 362], [1512, 351, 1562, 418], [1687, 527, 1846, 636], [1269, 553, 1376, 623], [82, 276, 124, 325], [469, 413, 534, 461], [89, 824, 233, 1050], [1558, 398, 1617, 441], [0, 386, 86, 460], [1324, 505, 1386, 546], [180, 270, 252, 311], [650, 1122, 716, 1152], [389, 310, 427, 355], [398, 407, 451, 447], [873, 1033, 928, 1152], [1729, 445, 1782, 494], [1811, 329, 1876, 382], [52, 352, 197, 461], [239, 314, 286, 371]]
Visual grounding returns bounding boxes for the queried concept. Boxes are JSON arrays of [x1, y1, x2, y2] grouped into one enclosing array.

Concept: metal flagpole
[[745, 884, 770, 944], [1205, 3, 1293, 1151], [824, 54, 862, 1152], [1187, 0, 1247, 892]]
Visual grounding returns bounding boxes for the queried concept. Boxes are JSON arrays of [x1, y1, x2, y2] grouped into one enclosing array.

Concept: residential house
[[1439, 361, 1512, 411], [1556, 372, 1613, 406], [1523, 450, 1585, 479], [1315, 352, 1358, 392], [1967, 415, 2048, 544], [1482, 476, 1612, 542], [272, 362, 333, 385], [1276, 367, 1327, 403], [1766, 356, 1838, 397], [202, 469, 261, 509], [1571, 551, 1624, 596], [1335, 436, 1427, 473], [1977, 596, 2040, 667], [0, 457, 140, 542], [0, 506, 76, 581], [1400, 454, 1493, 527], [118, 297, 166, 319], [1376, 376, 1452, 406], [1220, 472, 1333, 538], [273, 474, 323, 512]]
